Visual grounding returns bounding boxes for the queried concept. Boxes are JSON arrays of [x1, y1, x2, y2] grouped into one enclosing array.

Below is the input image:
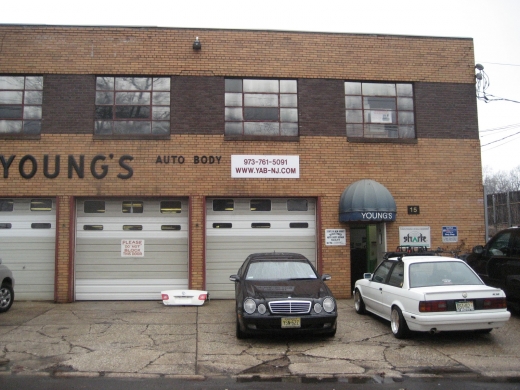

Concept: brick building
[[0, 25, 483, 302]]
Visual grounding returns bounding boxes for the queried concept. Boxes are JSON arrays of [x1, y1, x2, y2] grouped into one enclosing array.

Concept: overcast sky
[[2, 0, 519, 174]]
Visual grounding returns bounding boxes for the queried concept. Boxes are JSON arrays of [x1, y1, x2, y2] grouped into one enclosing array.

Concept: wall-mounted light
[[193, 37, 201, 50]]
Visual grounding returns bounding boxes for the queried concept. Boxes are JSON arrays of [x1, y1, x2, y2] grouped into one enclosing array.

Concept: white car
[[0, 258, 15, 313], [353, 255, 511, 338]]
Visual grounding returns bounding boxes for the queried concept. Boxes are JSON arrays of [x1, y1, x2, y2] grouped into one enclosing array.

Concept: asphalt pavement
[[1, 299, 519, 383]]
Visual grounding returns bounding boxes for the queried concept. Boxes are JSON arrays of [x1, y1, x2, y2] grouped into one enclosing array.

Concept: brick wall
[[0, 134, 484, 300], [0, 26, 475, 83]]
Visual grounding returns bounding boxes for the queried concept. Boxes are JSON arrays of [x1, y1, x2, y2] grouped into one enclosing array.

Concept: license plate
[[281, 317, 301, 328], [456, 301, 474, 312]]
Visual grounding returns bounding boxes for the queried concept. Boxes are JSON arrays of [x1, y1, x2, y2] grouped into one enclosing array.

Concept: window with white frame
[[95, 77, 170, 136], [345, 82, 415, 139], [0, 76, 43, 135], [225, 79, 298, 137]]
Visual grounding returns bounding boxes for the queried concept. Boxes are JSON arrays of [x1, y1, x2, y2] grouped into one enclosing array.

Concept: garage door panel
[[0, 198, 56, 300], [206, 198, 316, 299], [75, 198, 189, 301]]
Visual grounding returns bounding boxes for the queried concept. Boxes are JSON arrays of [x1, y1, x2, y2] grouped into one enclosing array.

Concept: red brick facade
[[0, 25, 483, 302]]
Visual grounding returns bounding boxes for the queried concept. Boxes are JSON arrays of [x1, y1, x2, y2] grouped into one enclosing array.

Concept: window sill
[[224, 135, 300, 142], [93, 134, 171, 141], [347, 137, 418, 145]]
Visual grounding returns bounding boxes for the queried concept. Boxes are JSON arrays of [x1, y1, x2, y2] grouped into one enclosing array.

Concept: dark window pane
[[31, 223, 51, 229], [213, 223, 232, 228], [0, 199, 13, 212], [123, 225, 143, 231], [160, 201, 182, 213], [252, 222, 271, 228], [290, 222, 309, 228], [161, 225, 181, 230], [83, 225, 104, 230], [115, 106, 150, 119], [0, 106, 23, 119], [225, 79, 242, 92], [213, 199, 234, 211], [244, 107, 279, 121], [95, 106, 113, 119], [31, 199, 52, 211], [287, 199, 308, 211], [23, 120, 41, 134], [0, 223, 12, 229], [251, 199, 271, 211], [84, 201, 105, 213]]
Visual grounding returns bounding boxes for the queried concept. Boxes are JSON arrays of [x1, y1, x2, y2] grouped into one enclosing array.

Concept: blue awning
[[339, 179, 396, 222]]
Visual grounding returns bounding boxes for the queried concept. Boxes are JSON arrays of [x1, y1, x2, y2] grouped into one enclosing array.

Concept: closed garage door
[[0, 198, 56, 300], [75, 199, 188, 300], [206, 198, 316, 299]]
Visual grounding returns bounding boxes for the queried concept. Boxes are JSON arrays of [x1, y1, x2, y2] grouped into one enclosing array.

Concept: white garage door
[[0, 198, 56, 300], [206, 198, 316, 299], [75, 199, 188, 300]]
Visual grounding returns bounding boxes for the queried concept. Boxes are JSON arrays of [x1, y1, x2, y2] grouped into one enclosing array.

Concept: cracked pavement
[[0, 299, 519, 380]]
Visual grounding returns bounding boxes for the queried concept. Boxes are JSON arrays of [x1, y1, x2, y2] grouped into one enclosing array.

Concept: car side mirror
[[472, 245, 484, 255], [363, 273, 372, 279], [321, 274, 331, 281], [229, 274, 240, 282]]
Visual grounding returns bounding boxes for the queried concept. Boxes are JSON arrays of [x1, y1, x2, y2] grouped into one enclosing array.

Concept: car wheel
[[0, 284, 14, 313], [354, 289, 366, 314], [236, 317, 247, 339], [390, 306, 409, 339]]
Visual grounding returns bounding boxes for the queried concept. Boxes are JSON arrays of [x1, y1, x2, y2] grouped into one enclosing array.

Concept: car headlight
[[244, 298, 257, 314], [314, 302, 323, 313], [323, 297, 335, 313], [258, 304, 267, 314]]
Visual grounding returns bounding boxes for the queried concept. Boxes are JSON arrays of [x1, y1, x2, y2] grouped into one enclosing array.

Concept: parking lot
[[0, 299, 519, 381]]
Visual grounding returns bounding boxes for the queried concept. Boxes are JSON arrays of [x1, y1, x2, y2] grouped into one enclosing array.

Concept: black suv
[[466, 227, 520, 311]]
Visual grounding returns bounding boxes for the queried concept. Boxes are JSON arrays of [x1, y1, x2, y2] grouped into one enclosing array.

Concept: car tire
[[236, 317, 247, 339], [354, 289, 366, 314], [0, 284, 14, 313], [390, 306, 409, 339]]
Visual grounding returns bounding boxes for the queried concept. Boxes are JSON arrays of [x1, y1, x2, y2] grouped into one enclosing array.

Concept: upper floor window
[[225, 79, 298, 137], [95, 77, 170, 136], [345, 82, 415, 139], [0, 76, 43, 136]]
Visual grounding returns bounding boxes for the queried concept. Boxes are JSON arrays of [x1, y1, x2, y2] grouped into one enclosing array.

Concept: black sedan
[[229, 252, 337, 338]]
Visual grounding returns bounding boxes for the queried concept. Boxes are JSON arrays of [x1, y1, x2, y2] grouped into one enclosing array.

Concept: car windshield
[[245, 260, 318, 281], [409, 261, 483, 287]]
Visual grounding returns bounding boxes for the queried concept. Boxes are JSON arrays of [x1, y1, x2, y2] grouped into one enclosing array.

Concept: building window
[[84, 200, 105, 213], [0, 76, 43, 136], [213, 199, 234, 211], [250, 199, 271, 211], [122, 201, 143, 213], [0, 199, 14, 212], [345, 82, 415, 139], [225, 79, 298, 137], [160, 201, 181, 213], [95, 77, 170, 136], [30, 199, 52, 211], [287, 199, 308, 211]]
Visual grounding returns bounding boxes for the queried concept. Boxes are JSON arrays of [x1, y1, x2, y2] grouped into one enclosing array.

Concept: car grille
[[269, 300, 311, 314]]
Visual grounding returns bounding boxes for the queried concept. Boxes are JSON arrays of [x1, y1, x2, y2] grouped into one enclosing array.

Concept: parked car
[[229, 252, 337, 339], [354, 255, 510, 338], [466, 227, 520, 312], [0, 258, 15, 313]]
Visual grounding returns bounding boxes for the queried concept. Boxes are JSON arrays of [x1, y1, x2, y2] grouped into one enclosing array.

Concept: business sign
[[121, 239, 145, 257], [325, 229, 346, 246], [399, 226, 431, 248], [339, 211, 395, 222], [231, 155, 299, 178], [442, 226, 458, 243]]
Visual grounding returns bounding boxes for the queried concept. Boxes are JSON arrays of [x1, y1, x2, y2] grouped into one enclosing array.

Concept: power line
[[481, 130, 520, 149]]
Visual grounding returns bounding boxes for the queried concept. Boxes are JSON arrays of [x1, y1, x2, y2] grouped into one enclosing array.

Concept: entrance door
[[350, 223, 386, 292]]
